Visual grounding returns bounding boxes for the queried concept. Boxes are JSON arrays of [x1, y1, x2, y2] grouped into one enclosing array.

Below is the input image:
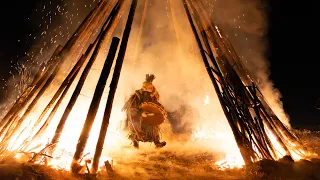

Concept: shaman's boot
[[133, 140, 139, 149], [154, 136, 166, 148], [129, 134, 139, 149]]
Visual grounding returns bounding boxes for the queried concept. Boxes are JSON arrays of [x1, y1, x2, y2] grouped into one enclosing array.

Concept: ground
[[0, 129, 320, 180]]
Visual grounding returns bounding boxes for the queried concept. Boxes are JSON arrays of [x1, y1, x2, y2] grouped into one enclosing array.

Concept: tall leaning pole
[[91, 0, 138, 173]]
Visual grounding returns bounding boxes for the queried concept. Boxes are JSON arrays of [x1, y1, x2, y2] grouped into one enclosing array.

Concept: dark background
[[267, 0, 319, 129], [0, 0, 319, 129]]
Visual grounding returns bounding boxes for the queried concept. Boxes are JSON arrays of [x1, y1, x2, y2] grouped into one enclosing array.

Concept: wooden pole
[[91, 0, 137, 173], [0, 0, 107, 145], [201, 26, 268, 160], [3, 50, 67, 143], [69, 37, 119, 174], [51, 2, 123, 158], [34, 45, 94, 128], [190, 0, 295, 161], [203, 0, 301, 155], [188, 1, 236, 78], [0, 46, 63, 139], [194, 0, 294, 138], [23, 44, 95, 150], [23, 72, 80, 151], [249, 85, 291, 156], [203, 28, 273, 160], [183, 0, 254, 164], [0, 62, 62, 150], [66, 0, 116, 62], [0, 45, 62, 132], [60, 0, 104, 56], [189, 0, 266, 161], [26, 57, 90, 152], [192, 0, 305, 159], [10, 4, 110, 146]]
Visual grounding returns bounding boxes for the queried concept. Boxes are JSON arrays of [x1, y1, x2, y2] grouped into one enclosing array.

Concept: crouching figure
[[122, 74, 167, 148]]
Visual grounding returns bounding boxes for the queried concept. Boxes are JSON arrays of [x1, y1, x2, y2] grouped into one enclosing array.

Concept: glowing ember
[[203, 95, 210, 105], [215, 154, 244, 170], [191, 126, 245, 170]]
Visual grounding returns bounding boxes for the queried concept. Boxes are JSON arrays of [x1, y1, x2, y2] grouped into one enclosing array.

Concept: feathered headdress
[[145, 74, 155, 83]]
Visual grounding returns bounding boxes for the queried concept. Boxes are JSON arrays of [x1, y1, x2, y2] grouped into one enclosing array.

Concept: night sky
[[0, 0, 319, 129]]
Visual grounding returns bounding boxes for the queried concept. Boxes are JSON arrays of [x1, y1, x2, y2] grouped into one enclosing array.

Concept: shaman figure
[[122, 74, 167, 148]]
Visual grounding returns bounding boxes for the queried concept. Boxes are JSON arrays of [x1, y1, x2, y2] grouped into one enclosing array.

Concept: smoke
[[115, 0, 290, 132], [103, 0, 290, 156], [202, 0, 290, 126]]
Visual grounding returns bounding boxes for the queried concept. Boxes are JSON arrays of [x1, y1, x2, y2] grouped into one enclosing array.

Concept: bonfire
[[0, 0, 319, 179]]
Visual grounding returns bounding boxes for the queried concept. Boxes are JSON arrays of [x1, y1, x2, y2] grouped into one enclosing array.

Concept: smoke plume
[[202, 0, 290, 126]]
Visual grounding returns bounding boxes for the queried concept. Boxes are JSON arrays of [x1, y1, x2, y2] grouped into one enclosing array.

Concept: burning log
[[192, 0, 303, 153], [91, 0, 138, 173], [0, 50, 63, 145], [104, 160, 114, 173], [50, 2, 123, 159], [191, 1, 277, 161], [0, 45, 62, 133], [65, 0, 117, 63], [26, 59, 83, 150], [29, 57, 87, 135], [188, 0, 248, 81], [183, 0, 258, 164], [62, 0, 103, 52], [21, 44, 95, 151], [58, 0, 106, 62], [85, 159, 92, 175], [71, 36, 120, 174], [2, 48, 68, 144], [248, 85, 291, 156], [0, 1, 119, 149], [200, 29, 262, 158], [184, 0, 309, 164]]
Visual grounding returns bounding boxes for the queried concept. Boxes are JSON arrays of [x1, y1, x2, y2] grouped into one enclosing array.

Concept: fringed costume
[[122, 74, 166, 148]]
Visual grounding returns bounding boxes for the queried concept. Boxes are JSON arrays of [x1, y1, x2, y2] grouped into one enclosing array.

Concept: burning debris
[[0, 0, 318, 179]]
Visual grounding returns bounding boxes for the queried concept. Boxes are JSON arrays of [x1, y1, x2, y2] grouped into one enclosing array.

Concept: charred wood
[[51, 2, 123, 163], [0, 45, 63, 133], [91, 0, 137, 173], [79, 37, 120, 173]]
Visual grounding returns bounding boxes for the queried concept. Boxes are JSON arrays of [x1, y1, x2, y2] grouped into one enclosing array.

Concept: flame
[[203, 95, 210, 105], [190, 93, 316, 171], [215, 154, 244, 170], [2, 34, 314, 172], [191, 125, 245, 170], [5, 61, 131, 171]]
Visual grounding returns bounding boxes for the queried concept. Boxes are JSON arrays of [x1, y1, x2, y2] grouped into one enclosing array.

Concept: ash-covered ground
[[0, 129, 319, 180]]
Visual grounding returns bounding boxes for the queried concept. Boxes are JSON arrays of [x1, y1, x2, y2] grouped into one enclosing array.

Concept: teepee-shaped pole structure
[[182, 0, 307, 164], [0, 0, 311, 174]]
